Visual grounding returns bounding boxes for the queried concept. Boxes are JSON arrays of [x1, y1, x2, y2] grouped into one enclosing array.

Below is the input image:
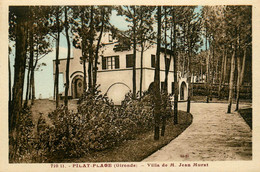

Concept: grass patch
[[238, 108, 252, 129], [48, 111, 193, 162]]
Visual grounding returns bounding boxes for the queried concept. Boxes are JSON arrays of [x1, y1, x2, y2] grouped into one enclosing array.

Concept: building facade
[[53, 33, 188, 105]]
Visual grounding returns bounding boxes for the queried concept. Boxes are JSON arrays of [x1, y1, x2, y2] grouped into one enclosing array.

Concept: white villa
[[53, 32, 188, 105]]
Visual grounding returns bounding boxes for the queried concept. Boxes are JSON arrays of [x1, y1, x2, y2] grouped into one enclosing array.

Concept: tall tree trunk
[[88, 60, 92, 91], [223, 49, 227, 86], [154, 6, 161, 141], [140, 43, 144, 97], [139, 8, 145, 98], [30, 49, 38, 105], [25, 23, 34, 107], [132, 6, 137, 99], [218, 47, 225, 99], [163, 6, 168, 93], [24, 67, 31, 107], [211, 40, 215, 84], [55, 8, 60, 108], [215, 49, 219, 84], [240, 47, 246, 86], [81, 10, 87, 92], [227, 48, 236, 113], [83, 59, 87, 91], [31, 71, 35, 102], [206, 32, 210, 103], [93, 8, 105, 88], [235, 47, 246, 111], [173, 8, 178, 125], [24, 68, 30, 106], [235, 51, 241, 111], [200, 62, 203, 82], [8, 49, 12, 131], [88, 6, 94, 92], [182, 24, 186, 77], [222, 49, 227, 99], [187, 47, 192, 113], [187, 22, 192, 113], [64, 6, 71, 107], [10, 8, 28, 132], [161, 7, 168, 137]]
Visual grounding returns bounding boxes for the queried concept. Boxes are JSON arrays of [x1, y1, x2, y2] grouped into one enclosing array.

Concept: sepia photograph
[[1, 1, 259, 171]]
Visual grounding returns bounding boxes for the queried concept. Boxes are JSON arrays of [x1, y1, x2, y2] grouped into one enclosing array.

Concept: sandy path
[[143, 102, 252, 161]]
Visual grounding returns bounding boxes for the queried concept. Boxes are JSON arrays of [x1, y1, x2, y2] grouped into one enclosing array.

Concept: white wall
[[54, 32, 188, 104]]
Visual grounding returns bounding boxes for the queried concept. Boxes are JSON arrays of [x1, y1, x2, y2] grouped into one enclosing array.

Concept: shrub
[[9, 107, 36, 163], [41, 88, 156, 159], [120, 92, 154, 134], [46, 105, 90, 158], [18, 87, 174, 161]]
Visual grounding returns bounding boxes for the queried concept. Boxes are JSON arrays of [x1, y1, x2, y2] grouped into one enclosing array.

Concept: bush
[[13, 87, 174, 162], [39, 88, 157, 159], [120, 92, 154, 136], [45, 105, 90, 158], [9, 107, 36, 163]]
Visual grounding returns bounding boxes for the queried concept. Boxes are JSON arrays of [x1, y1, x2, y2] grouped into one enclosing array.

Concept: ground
[[143, 102, 252, 161]]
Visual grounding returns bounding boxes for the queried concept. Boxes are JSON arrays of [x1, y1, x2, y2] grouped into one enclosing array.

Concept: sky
[[10, 6, 204, 99]]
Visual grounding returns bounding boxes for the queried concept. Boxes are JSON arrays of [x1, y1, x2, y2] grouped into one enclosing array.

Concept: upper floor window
[[126, 54, 134, 68], [151, 54, 156, 68], [102, 56, 119, 70]]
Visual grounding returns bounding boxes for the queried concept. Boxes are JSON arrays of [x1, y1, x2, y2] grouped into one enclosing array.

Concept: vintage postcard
[[0, 0, 260, 171]]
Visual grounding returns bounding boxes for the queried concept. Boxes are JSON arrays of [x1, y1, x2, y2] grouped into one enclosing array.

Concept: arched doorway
[[180, 81, 187, 100], [105, 82, 131, 105], [71, 75, 84, 98]]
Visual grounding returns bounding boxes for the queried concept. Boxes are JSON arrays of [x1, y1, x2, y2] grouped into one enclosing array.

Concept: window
[[126, 54, 134, 68], [102, 56, 119, 70], [151, 55, 155, 68]]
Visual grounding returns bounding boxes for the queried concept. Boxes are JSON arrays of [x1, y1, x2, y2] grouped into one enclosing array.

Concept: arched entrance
[[105, 82, 131, 105], [180, 81, 187, 100], [71, 75, 84, 98]]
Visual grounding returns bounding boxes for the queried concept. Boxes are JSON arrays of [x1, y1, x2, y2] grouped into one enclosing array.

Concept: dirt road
[[143, 102, 252, 161]]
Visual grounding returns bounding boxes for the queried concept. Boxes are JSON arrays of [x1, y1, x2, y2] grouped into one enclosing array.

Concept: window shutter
[[115, 56, 120, 69], [102, 56, 107, 69]]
